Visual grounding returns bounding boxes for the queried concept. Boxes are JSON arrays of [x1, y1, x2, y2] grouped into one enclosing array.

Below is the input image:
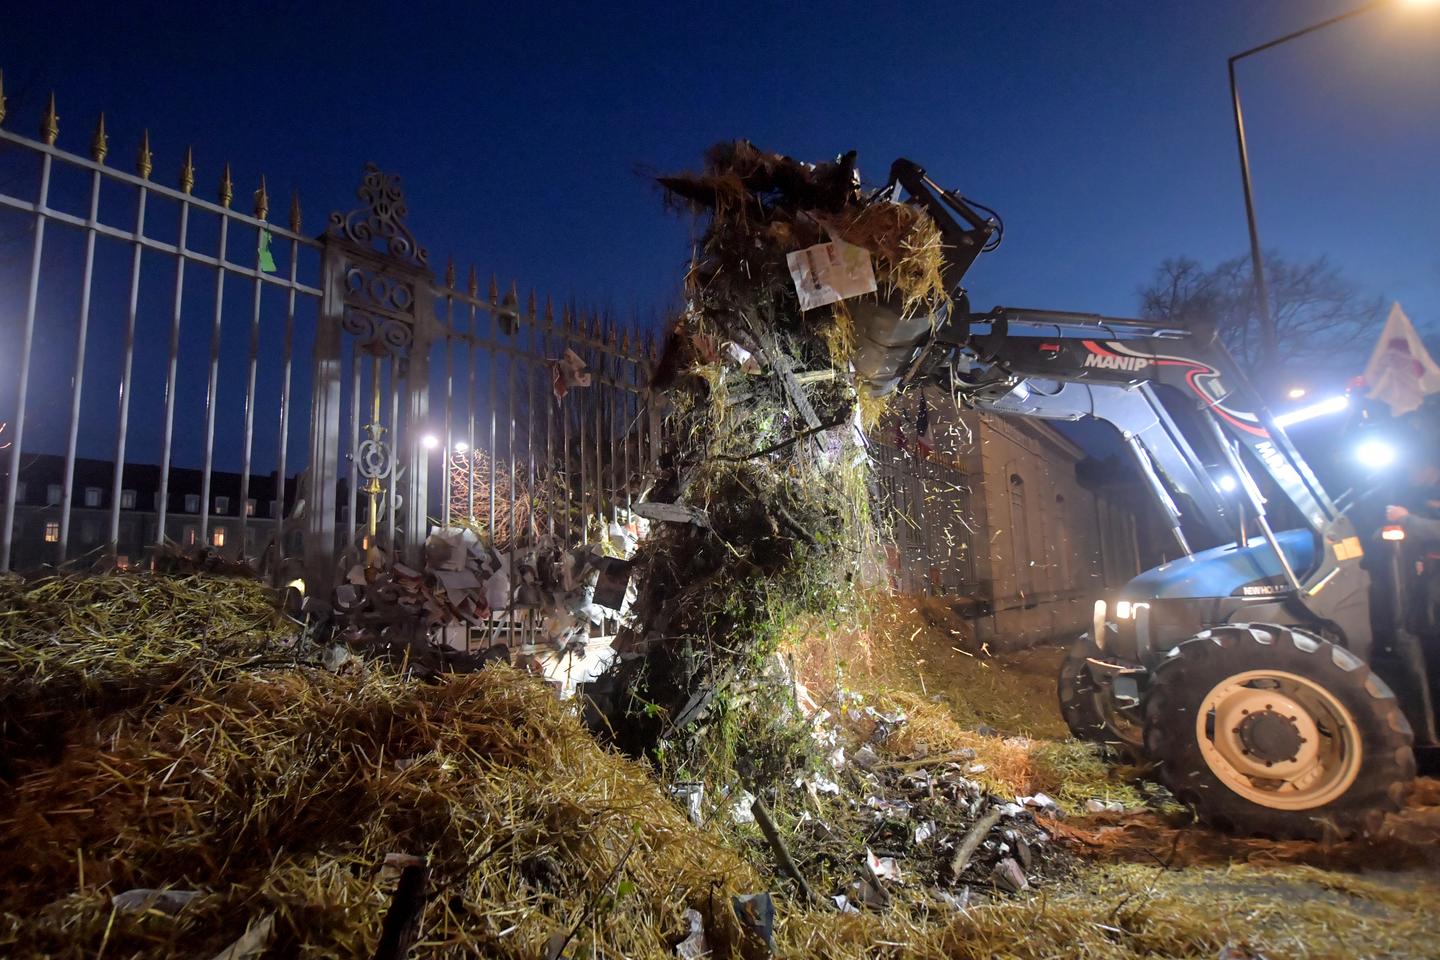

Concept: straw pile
[[0, 575, 760, 959], [0, 573, 296, 777]]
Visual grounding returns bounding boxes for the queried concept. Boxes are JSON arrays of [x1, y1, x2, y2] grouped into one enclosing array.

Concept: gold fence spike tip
[[137, 129, 153, 179], [289, 189, 301, 233], [0, 68, 7, 126], [180, 147, 196, 195], [563, 305, 574, 328], [506, 280, 519, 306], [218, 162, 234, 209], [90, 112, 108, 163], [488, 275, 498, 303], [621, 328, 631, 351], [467, 265, 478, 297], [41, 91, 59, 145], [527, 289, 537, 319], [445, 256, 456, 288], [254, 175, 269, 220], [544, 296, 555, 324]]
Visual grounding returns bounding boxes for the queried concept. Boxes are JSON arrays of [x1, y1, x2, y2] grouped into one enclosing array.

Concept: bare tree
[[1139, 252, 1385, 381]]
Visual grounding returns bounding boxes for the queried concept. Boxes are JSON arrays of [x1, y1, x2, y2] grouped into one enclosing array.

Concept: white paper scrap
[[786, 240, 877, 312]]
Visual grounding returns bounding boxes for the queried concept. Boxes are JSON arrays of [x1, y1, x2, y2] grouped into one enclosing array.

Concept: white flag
[[1362, 303, 1440, 416]]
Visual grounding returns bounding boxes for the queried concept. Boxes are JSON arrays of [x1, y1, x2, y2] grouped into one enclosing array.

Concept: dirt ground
[[792, 594, 1440, 958]]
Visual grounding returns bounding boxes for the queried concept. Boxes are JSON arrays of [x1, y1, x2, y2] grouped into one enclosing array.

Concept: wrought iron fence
[[868, 441, 978, 596], [0, 78, 658, 626]]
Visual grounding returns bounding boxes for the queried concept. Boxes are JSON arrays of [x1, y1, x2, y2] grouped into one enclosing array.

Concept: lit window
[[84, 487, 102, 508], [215, 496, 230, 514], [46, 484, 61, 506], [184, 526, 197, 546], [185, 494, 200, 513], [212, 526, 226, 547], [43, 522, 59, 543], [120, 489, 137, 509], [245, 498, 257, 517]]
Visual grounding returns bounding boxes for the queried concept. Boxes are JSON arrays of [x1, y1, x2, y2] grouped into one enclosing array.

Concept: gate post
[[303, 242, 347, 602], [305, 165, 436, 603]]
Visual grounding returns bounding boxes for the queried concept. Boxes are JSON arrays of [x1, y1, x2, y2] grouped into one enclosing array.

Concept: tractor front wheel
[[1058, 635, 1145, 760], [1144, 623, 1414, 839]]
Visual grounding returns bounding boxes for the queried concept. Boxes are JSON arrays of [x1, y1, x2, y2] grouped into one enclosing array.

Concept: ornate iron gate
[[0, 79, 659, 620]]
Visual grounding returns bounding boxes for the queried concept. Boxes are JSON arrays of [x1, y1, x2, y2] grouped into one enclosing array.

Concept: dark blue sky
[[5, 0, 1437, 319], [2, 0, 1438, 474]]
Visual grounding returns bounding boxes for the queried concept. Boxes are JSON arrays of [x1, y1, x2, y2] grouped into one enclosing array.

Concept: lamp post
[[1228, 0, 1428, 373]]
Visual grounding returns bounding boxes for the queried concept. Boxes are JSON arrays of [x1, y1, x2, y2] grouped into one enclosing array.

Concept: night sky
[[1, 0, 1438, 475]]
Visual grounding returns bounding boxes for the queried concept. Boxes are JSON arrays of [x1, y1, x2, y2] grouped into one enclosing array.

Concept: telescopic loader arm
[[856, 160, 1340, 574]]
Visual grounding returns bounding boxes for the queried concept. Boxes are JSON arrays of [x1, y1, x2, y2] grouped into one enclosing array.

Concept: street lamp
[[1228, 0, 1433, 374]]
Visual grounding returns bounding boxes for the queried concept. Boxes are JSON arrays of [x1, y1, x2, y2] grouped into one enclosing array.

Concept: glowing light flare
[[1273, 394, 1349, 428], [1356, 438, 1398, 469], [1286, 386, 1307, 400], [421, 434, 440, 450], [1216, 474, 1239, 493], [1381, 525, 1406, 542]]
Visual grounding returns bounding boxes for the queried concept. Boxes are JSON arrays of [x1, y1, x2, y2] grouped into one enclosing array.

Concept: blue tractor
[[854, 160, 1431, 838]]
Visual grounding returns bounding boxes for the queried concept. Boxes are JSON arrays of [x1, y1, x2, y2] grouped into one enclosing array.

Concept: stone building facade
[[873, 386, 1144, 650]]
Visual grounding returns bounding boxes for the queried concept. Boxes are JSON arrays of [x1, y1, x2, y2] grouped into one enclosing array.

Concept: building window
[[43, 521, 60, 543], [121, 489, 137, 509], [245, 498, 257, 517], [84, 487, 102, 508], [215, 496, 230, 514], [185, 494, 200, 513], [212, 526, 226, 548], [184, 525, 197, 547], [46, 484, 62, 506], [1009, 474, 1034, 597]]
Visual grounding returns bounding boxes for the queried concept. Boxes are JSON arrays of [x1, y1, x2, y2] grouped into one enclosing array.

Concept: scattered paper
[[786, 239, 878, 312], [676, 908, 708, 959], [551, 348, 592, 400], [866, 847, 902, 883], [207, 914, 275, 960], [112, 888, 201, 915]]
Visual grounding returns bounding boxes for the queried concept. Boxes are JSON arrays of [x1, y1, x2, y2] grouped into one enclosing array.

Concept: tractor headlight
[[1092, 600, 1107, 650], [1113, 600, 1149, 620], [1356, 438, 1398, 469]]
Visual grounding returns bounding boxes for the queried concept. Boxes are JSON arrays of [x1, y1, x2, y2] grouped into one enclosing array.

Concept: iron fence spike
[[445, 256, 456, 288], [289, 189, 301, 232], [90, 112, 108, 163], [180, 147, 196, 194], [545, 295, 554, 325], [219, 162, 233, 208], [41, 91, 58, 145], [489, 274, 498, 303], [467, 264, 478, 296], [527, 288, 537, 319], [137, 129, 153, 179], [254, 174, 269, 220]]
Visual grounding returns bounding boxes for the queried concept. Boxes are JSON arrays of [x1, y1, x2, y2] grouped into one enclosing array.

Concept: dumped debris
[[583, 141, 952, 760]]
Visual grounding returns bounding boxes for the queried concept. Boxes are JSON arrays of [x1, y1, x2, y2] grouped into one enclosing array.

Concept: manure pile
[[590, 142, 948, 758]]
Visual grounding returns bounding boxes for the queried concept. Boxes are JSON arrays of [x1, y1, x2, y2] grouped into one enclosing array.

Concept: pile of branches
[[587, 143, 949, 762]]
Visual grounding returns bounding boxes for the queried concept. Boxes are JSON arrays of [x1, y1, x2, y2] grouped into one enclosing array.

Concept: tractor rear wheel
[[1058, 635, 1145, 760], [1144, 623, 1414, 839]]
